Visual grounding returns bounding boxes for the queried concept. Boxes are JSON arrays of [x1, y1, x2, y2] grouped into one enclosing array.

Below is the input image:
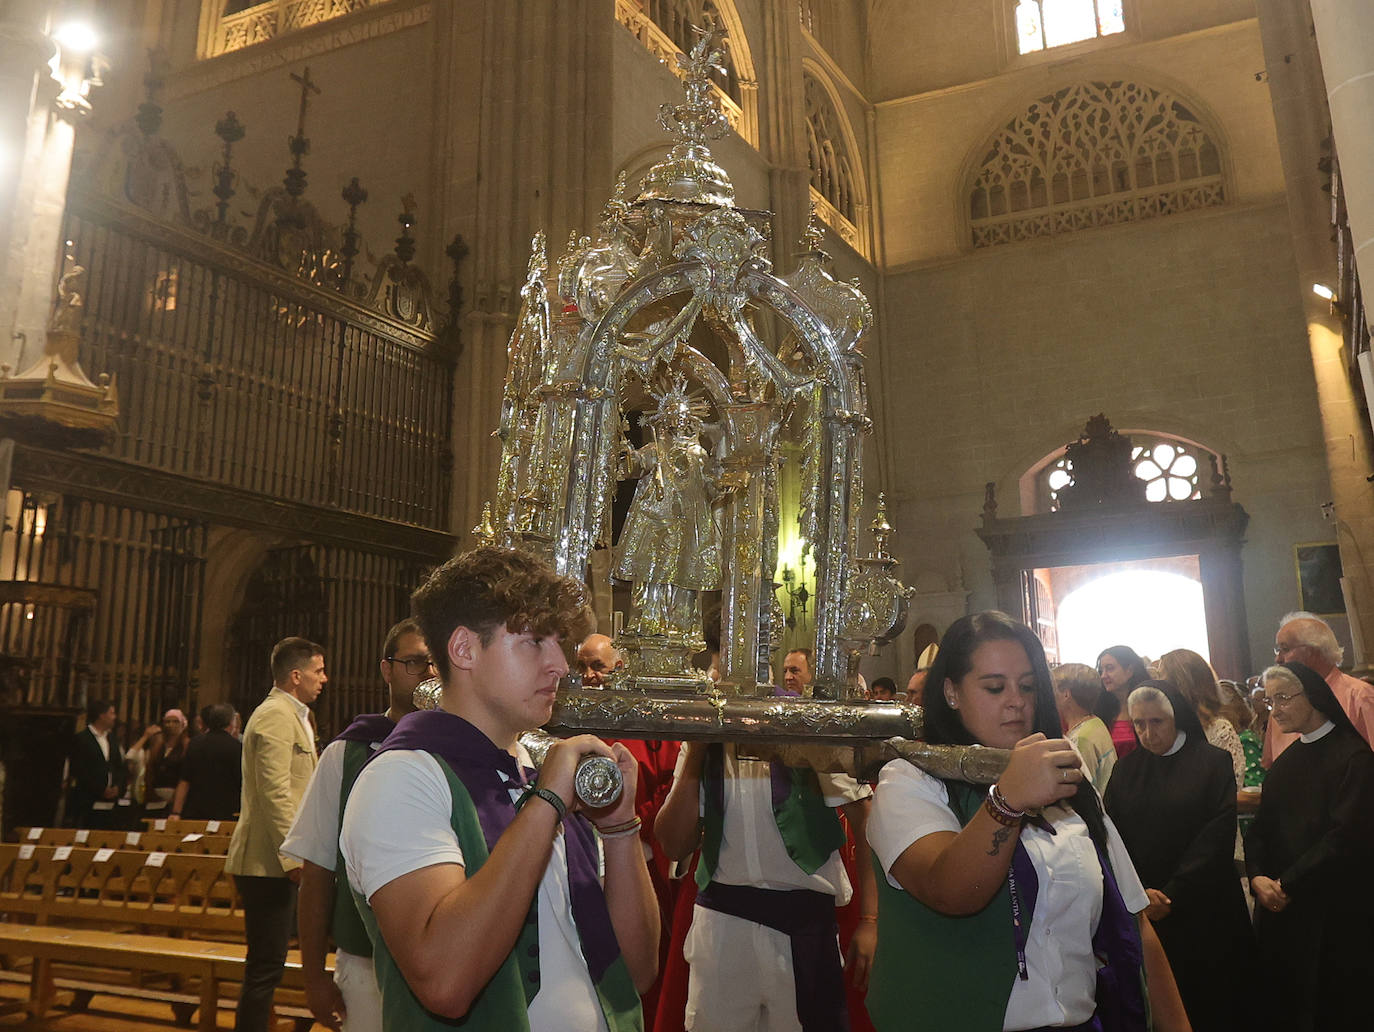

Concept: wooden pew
[[15, 827, 233, 856], [143, 818, 237, 837], [0, 843, 327, 1029]]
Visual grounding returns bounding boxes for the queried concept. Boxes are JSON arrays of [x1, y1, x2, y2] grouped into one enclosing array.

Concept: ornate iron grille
[[0, 489, 206, 731], [228, 543, 425, 738], [62, 202, 453, 531]]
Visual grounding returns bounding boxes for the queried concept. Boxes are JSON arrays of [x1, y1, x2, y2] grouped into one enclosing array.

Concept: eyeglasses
[[1273, 641, 1313, 657], [386, 655, 435, 675], [1265, 689, 1305, 708]]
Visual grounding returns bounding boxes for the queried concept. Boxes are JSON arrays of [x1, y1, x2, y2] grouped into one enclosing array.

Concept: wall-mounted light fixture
[[53, 21, 99, 54], [780, 554, 811, 630], [50, 20, 104, 114]]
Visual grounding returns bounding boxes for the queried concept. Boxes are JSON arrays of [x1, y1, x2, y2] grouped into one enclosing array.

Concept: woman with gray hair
[[1105, 680, 1255, 1031], [1052, 663, 1116, 794], [1245, 662, 1374, 1031]]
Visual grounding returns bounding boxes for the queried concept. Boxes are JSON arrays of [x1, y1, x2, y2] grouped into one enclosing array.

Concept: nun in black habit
[[1246, 661, 1374, 1032], [1104, 679, 1255, 1032]]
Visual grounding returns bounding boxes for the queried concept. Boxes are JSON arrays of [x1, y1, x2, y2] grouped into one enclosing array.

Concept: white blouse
[[868, 760, 1148, 1032]]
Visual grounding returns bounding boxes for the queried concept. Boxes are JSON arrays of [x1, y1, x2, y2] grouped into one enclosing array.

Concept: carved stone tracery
[[801, 70, 867, 257], [969, 80, 1225, 248]]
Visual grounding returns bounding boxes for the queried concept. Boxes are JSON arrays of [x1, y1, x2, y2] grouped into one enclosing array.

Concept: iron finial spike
[[339, 176, 368, 288], [280, 66, 321, 226]]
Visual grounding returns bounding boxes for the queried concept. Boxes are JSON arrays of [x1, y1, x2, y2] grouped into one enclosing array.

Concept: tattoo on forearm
[[987, 825, 1012, 856]]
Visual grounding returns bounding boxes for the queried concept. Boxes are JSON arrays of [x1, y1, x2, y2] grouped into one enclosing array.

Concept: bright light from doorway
[[1054, 569, 1210, 666]]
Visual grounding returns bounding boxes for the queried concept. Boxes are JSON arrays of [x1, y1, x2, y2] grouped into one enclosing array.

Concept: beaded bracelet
[[984, 783, 1026, 827], [518, 785, 567, 820]]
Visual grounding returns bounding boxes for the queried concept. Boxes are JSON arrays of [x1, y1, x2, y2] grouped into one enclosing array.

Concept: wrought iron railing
[[63, 195, 453, 531]]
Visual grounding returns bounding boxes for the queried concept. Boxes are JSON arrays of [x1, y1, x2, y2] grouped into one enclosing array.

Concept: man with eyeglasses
[[282, 619, 432, 1032], [1263, 611, 1374, 767]]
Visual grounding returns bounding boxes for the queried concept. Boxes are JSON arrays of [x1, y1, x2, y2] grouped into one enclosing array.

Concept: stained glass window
[[1016, 0, 1125, 55]]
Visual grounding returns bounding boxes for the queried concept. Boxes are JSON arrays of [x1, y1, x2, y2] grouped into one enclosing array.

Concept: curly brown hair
[[411, 546, 594, 679]]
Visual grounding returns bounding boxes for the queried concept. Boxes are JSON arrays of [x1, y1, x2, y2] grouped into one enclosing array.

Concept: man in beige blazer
[[226, 637, 325, 1032]]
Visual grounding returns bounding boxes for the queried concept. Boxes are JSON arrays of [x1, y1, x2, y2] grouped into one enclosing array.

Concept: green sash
[[353, 756, 641, 1031], [697, 745, 847, 891], [331, 739, 377, 957], [865, 782, 1017, 1032]]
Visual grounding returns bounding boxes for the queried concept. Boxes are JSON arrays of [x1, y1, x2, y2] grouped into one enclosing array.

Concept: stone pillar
[[1311, 0, 1374, 336], [0, 0, 80, 374], [434, 0, 616, 542], [759, 0, 810, 272], [1256, 0, 1374, 663]]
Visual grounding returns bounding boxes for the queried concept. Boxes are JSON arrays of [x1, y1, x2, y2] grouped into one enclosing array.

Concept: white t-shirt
[[867, 759, 1149, 1032], [680, 744, 871, 902], [340, 748, 608, 1032]]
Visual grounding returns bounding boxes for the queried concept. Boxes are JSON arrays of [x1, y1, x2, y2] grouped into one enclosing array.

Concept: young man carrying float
[[340, 547, 660, 1030]]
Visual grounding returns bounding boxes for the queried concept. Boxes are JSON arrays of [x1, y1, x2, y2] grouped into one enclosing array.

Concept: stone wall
[[877, 202, 1333, 676]]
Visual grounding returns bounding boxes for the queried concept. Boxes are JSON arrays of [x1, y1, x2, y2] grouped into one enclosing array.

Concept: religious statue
[[615, 376, 722, 670], [49, 265, 88, 335]]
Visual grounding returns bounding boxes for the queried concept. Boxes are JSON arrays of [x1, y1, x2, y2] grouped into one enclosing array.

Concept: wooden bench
[[16, 827, 234, 855], [143, 817, 237, 837], [0, 843, 326, 1029]]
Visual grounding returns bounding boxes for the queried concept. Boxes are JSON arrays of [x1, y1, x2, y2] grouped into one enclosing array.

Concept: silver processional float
[[417, 22, 1011, 804]]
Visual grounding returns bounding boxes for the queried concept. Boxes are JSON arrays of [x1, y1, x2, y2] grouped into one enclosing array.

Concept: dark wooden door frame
[[976, 496, 1251, 679]]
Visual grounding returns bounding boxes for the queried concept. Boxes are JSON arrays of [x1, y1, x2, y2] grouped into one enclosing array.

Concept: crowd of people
[[64, 696, 243, 829], [57, 549, 1374, 1032]]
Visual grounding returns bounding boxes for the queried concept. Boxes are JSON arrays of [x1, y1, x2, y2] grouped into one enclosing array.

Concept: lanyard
[[1007, 863, 1030, 981]]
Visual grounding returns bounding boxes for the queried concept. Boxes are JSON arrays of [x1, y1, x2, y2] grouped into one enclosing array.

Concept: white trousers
[[334, 948, 383, 1032], [683, 905, 803, 1032]]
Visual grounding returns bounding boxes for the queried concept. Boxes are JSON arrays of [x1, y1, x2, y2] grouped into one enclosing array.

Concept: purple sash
[[368, 709, 621, 982], [1009, 826, 1146, 1032], [333, 712, 396, 747], [696, 880, 849, 1032]]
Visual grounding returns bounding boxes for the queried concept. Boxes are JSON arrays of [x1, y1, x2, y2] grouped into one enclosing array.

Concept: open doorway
[[1034, 556, 1210, 667]]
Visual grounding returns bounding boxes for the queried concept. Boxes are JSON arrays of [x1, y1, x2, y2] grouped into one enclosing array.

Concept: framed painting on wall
[[1294, 542, 1344, 617]]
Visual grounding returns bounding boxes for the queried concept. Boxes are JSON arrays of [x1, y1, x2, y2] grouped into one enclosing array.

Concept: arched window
[[968, 80, 1224, 248], [1040, 434, 1213, 512], [616, 0, 758, 145], [1014, 1, 1125, 55], [647, 0, 742, 102], [802, 70, 867, 255]]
